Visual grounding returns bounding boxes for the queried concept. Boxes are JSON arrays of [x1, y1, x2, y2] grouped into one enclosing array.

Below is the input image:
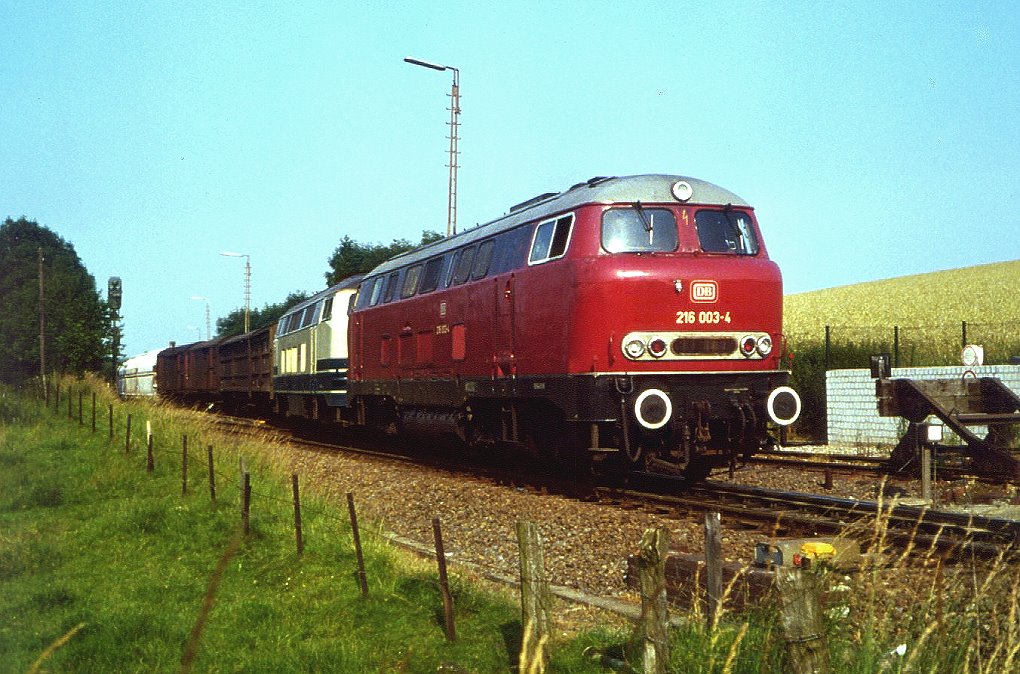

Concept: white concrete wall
[[826, 365, 1020, 445]]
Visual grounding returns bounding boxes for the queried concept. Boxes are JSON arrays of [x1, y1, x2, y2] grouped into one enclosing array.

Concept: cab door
[[493, 273, 515, 377]]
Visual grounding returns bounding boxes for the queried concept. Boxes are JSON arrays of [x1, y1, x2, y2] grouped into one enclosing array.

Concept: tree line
[[0, 216, 441, 384]]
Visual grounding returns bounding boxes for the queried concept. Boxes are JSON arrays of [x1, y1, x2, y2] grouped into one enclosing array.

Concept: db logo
[[691, 280, 718, 303]]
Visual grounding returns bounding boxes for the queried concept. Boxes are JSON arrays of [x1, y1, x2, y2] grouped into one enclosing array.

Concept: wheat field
[[784, 259, 1020, 365]]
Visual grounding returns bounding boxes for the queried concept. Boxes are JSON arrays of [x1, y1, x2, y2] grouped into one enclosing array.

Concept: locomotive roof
[[367, 174, 750, 277], [282, 274, 365, 316]]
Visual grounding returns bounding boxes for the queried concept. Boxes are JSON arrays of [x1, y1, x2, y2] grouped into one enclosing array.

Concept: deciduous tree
[[215, 291, 311, 339], [325, 230, 442, 286], [0, 217, 111, 383]]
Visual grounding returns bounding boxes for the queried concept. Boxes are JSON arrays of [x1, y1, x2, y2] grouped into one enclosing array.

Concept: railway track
[[213, 413, 1020, 560], [600, 474, 1020, 561], [750, 447, 1014, 483], [750, 448, 888, 474]]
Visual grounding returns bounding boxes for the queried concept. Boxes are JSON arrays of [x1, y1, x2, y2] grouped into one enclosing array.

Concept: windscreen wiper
[[633, 200, 653, 233], [722, 204, 747, 253]]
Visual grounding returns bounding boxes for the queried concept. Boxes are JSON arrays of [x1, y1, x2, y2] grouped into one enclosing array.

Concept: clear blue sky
[[4, 1, 1019, 355]]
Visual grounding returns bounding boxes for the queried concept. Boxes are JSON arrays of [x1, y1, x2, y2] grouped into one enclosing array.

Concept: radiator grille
[[671, 336, 737, 356]]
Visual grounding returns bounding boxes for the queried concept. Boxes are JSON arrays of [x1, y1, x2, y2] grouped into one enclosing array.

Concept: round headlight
[[756, 335, 773, 357], [648, 338, 668, 358], [740, 335, 757, 357], [767, 386, 801, 426], [634, 388, 673, 430], [624, 339, 646, 359]]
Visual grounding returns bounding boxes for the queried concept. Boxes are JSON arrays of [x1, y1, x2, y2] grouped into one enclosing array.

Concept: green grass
[[0, 385, 533, 673], [6, 381, 1020, 673]]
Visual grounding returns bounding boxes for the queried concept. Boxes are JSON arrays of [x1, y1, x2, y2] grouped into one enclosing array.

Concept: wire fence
[[33, 379, 799, 673], [784, 320, 1020, 440], [787, 320, 1020, 370], [25, 378, 1018, 673]]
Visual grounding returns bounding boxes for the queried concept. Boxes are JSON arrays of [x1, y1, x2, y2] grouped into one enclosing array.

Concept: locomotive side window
[[528, 214, 573, 265], [299, 302, 320, 329], [450, 246, 476, 285], [695, 210, 760, 255], [402, 265, 423, 298], [601, 207, 678, 253], [490, 226, 532, 275], [383, 271, 401, 303], [354, 280, 373, 310], [370, 277, 385, 306], [282, 313, 299, 334], [418, 256, 445, 294], [471, 240, 495, 279]]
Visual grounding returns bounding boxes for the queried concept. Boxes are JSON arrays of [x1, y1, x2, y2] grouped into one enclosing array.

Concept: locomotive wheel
[[520, 407, 570, 466]]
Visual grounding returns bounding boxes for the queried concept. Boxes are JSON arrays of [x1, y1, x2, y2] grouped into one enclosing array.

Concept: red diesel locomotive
[[348, 174, 800, 478]]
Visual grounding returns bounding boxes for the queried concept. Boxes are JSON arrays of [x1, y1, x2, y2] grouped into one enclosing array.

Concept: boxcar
[[218, 324, 275, 414], [155, 339, 221, 403]]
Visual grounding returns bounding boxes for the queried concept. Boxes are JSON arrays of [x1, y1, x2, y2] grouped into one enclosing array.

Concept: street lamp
[[190, 296, 211, 340], [219, 251, 251, 333], [404, 56, 460, 237]]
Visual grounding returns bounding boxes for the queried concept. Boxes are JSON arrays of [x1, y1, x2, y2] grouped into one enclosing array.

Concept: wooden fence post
[[517, 520, 551, 674], [704, 511, 723, 629], [346, 492, 369, 597], [292, 474, 304, 556], [108, 403, 114, 441], [632, 526, 671, 674], [776, 567, 830, 674], [146, 421, 154, 473], [91, 392, 96, 433], [67, 389, 72, 419], [125, 413, 132, 453], [78, 391, 83, 426], [432, 517, 456, 642], [241, 471, 251, 536], [207, 445, 216, 501]]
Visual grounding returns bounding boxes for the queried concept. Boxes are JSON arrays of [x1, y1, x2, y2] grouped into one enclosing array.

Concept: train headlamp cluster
[[740, 334, 773, 358], [648, 338, 668, 358], [624, 339, 646, 359], [622, 331, 775, 361]]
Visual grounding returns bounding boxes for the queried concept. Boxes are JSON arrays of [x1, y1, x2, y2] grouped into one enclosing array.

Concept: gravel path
[[274, 442, 929, 600]]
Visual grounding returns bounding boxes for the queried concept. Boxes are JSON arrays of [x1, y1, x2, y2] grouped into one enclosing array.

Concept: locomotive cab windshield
[[695, 208, 759, 255], [601, 207, 678, 253]]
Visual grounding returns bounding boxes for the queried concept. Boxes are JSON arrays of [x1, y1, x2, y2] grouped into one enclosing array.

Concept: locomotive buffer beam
[[876, 376, 1020, 479]]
